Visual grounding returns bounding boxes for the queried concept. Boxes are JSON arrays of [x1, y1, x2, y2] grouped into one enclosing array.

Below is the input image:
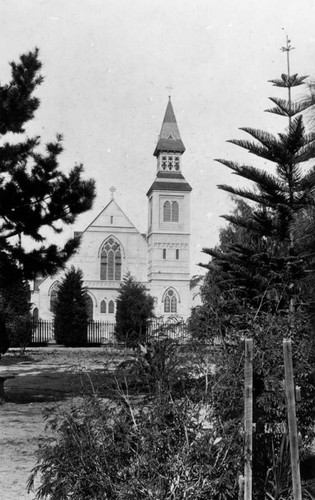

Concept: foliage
[[0, 48, 95, 279], [118, 337, 184, 395], [192, 52, 315, 499], [264, 434, 292, 500], [115, 273, 154, 347], [28, 340, 242, 500], [54, 266, 88, 346], [201, 73, 315, 319], [0, 256, 31, 353]]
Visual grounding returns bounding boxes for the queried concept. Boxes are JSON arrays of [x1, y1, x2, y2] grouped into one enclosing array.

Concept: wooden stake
[[244, 339, 253, 500], [283, 339, 302, 500]]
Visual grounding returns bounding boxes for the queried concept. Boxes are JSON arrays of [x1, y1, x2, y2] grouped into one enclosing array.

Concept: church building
[[31, 98, 193, 321]]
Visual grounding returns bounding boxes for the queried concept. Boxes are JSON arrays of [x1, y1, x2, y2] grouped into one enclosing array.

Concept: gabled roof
[[81, 198, 144, 236], [153, 98, 185, 157]]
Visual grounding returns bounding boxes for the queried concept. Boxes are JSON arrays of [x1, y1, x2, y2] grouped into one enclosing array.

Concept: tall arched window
[[100, 238, 122, 281], [163, 201, 171, 221], [50, 284, 59, 313], [100, 300, 106, 314], [108, 300, 115, 314], [164, 295, 171, 313], [164, 289, 178, 313], [171, 201, 179, 222], [115, 250, 121, 280]]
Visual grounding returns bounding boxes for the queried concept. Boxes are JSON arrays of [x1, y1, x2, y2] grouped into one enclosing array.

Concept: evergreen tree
[[115, 273, 154, 347], [202, 39, 315, 323], [54, 266, 88, 346], [189, 199, 254, 341], [196, 42, 315, 498], [0, 256, 31, 353], [0, 48, 95, 279]]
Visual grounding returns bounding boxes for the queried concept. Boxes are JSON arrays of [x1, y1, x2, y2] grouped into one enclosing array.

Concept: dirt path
[[0, 347, 127, 500]]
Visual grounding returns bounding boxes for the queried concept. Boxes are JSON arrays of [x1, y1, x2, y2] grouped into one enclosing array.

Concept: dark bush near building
[[54, 266, 88, 346], [115, 273, 154, 347]]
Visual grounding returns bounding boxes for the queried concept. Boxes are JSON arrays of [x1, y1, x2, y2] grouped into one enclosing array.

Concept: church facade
[[31, 98, 194, 321]]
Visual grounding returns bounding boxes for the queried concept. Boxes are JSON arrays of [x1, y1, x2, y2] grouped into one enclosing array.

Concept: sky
[[1, 0, 315, 275]]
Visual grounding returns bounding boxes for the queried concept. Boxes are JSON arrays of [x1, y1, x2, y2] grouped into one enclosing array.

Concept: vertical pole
[[283, 339, 302, 500], [244, 339, 253, 500]]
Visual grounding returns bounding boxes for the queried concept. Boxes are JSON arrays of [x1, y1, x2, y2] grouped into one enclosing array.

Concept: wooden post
[[283, 339, 302, 500], [244, 339, 253, 500]]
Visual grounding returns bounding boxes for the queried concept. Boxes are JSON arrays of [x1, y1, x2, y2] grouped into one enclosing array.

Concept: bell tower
[[147, 97, 192, 319]]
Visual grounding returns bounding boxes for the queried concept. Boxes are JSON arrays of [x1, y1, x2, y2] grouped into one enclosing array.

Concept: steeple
[[146, 96, 192, 320], [147, 97, 191, 197], [153, 97, 185, 157]]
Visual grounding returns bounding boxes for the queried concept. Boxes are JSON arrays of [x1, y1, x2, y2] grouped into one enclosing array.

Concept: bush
[[7, 314, 32, 350], [115, 274, 154, 347], [54, 266, 88, 346], [28, 393, 241, 499]]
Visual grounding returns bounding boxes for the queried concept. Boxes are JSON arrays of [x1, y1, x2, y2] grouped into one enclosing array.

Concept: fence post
[[283, 339, 302, 500], [244, 338, 253, 500]]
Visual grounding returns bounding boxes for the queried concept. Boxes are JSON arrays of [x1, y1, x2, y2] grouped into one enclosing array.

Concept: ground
[[0, 346, 129, 500]]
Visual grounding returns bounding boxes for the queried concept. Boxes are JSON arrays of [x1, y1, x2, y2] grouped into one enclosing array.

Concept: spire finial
[[110, 186, 116, 199]]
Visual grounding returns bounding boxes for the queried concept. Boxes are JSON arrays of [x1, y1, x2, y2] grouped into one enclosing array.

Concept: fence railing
[[87, 321, 116, 344], [31, 319, 54, 344], [28, 318, 190, 346], [147, 318, 189, 341]]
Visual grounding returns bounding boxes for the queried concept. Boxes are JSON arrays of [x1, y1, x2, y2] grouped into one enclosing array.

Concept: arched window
[[164, 289, 178, 313], [163, 200, 179, 222], [50, 284, 59, 313], [100, 238, 122, 281], [164, 295, 170, 313], [115, 251, 121, 280], [32, 307, 39, 320], [171, 294, 177, 313], [171, 201, 179, 222], [108, 251, 114, 280], [85, 295, 93, 321], [100, 300, 106, 314], [108, 300, 115, 314], [163, 201, 171, 222]]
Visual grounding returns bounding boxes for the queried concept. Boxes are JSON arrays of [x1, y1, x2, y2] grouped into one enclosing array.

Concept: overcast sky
[[1, 0, 315, 274]]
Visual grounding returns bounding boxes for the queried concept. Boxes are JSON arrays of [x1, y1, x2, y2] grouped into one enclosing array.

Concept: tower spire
[[153, 98, 185, 157]]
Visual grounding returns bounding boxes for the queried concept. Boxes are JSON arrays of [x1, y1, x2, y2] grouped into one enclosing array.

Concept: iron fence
[[31, 319, 54, 344], [27, 318, 189, 346], [87, 321, 116, 344], [147, 317, 189, 342]]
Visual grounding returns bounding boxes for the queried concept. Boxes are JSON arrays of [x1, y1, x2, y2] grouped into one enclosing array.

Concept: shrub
[[54, 266, 88, 346], [115, 273, 154, 347], [28, 393, 242, 500]]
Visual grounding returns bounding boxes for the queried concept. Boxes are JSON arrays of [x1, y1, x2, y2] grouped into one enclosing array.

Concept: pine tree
[[0, 258, 31, 350], [54, 267, 88, 346], [202, 39, 315, 322], [0, 48, 96, 279], [198, 41, 315, 498], [0, 256, 31, 353], [115, 273, 154, 347]]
